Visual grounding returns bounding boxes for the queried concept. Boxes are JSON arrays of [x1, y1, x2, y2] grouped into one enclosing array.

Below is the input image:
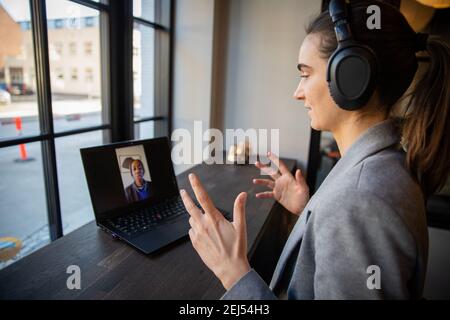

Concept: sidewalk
[[0, 98, 102, 124]]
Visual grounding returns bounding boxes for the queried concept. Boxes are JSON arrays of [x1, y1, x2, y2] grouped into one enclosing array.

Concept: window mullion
[[30, 0, 63, 240], [109, 0, 134, 142]]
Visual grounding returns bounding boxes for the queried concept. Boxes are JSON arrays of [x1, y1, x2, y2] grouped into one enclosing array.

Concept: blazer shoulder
[[315, 147, 426, 241]]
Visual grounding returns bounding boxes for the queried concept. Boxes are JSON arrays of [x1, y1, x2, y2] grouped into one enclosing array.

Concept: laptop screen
[[80, 137, 179, 221]]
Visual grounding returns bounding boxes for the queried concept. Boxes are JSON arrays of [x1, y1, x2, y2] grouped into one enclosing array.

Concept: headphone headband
[[329, 0, 353, 43]]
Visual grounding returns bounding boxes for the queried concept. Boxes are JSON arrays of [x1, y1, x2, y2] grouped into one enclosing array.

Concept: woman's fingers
[[188, 173, 222, 221], [295, 169, 306, 184], [253, 178, 275, 189], [255, 161, 280, 180], [267, 152, 289, 175], [180, 189, 203, 222], [255, 191, 274, 199], [233, 192, 247, 238]]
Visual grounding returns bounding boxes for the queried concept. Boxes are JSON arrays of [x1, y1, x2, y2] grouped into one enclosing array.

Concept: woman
[[180, 0, 450, 299]]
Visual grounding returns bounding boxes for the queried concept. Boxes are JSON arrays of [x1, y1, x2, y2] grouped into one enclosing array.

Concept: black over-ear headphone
[[327, 0, 378, 111]]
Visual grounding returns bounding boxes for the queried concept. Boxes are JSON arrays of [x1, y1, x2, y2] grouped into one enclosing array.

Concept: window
[[85, 41, 93, 55], [55, 19, 64, 29], [69, 42, 77, 55], [70, 68, 78, 81], [133, 0, 170, 29], [0, 0, 111, 270], [85, 16, 94, 27], [54, 42, 63, 56], [68, 17, 80, 29], [56, 68, 64, 80], [0, 0, 173, 270], [133, 23, 154, 119], [85, 68, 93, 82], [132, 0, 171, 138], [55, 130, 105, 235], [0, 143, 50, 270], [0, 0, 39, 139]]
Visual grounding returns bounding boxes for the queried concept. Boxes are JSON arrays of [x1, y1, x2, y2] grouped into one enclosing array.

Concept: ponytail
[[402, 36, 450, 198]]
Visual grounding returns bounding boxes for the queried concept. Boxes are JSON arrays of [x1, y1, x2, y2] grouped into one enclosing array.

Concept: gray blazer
[[222, 119, 428, 300]]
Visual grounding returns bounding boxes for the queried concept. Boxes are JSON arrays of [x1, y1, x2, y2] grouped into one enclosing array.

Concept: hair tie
[[415, 33, 429, 52]]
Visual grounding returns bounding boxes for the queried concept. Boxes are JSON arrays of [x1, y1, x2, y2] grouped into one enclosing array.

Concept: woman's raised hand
[[253, 152, 309, 215], [180, 173, 251, 290]]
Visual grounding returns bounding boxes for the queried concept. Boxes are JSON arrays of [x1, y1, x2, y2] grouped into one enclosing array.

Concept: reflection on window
[[55, 130, 105, 235], [0, 0, 40, 139], [46, 0, 104, 133], [0, 142, 49, 270]]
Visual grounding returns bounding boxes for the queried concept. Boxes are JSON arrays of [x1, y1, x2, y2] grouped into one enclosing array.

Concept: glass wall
[[0, 0, 172, 270]]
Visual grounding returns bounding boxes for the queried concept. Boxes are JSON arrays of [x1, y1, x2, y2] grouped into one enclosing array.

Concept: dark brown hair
[[306, 0, 450, 198]]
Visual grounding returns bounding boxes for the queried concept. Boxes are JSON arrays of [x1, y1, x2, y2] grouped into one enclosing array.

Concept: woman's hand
[[253, 152, 309, 215], [180, 173, 251, 290]]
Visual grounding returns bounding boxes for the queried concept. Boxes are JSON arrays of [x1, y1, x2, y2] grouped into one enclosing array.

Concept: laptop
[[80, 137, 231, 254]]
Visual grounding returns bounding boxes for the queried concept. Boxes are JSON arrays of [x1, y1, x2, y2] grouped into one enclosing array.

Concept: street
[[0, 98, 105, 268]]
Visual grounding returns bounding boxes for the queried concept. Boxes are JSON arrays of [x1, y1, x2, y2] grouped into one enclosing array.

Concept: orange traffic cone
[[14, 116, 34, 163]]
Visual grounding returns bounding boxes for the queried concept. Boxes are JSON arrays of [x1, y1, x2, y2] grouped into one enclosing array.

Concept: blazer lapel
[[269, 206, 311, 289], [269, 119, 401, 291]]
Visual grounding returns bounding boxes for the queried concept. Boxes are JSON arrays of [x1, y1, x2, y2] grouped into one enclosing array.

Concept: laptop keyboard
[[105, 196, 231, 238]]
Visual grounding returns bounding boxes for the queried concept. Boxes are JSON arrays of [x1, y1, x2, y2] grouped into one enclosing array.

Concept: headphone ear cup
[[327, 44, 378, 111]]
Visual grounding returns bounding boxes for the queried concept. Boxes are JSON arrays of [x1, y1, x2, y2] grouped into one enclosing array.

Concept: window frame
[[132, 0, 173, 138]]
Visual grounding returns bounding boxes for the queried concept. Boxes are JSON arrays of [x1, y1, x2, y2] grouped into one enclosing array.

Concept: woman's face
[[293, 34, 348, 132], [131, 160, 144, 182]]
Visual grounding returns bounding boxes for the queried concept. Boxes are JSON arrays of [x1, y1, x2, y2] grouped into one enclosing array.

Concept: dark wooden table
[[0, 159, 296, 299]]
